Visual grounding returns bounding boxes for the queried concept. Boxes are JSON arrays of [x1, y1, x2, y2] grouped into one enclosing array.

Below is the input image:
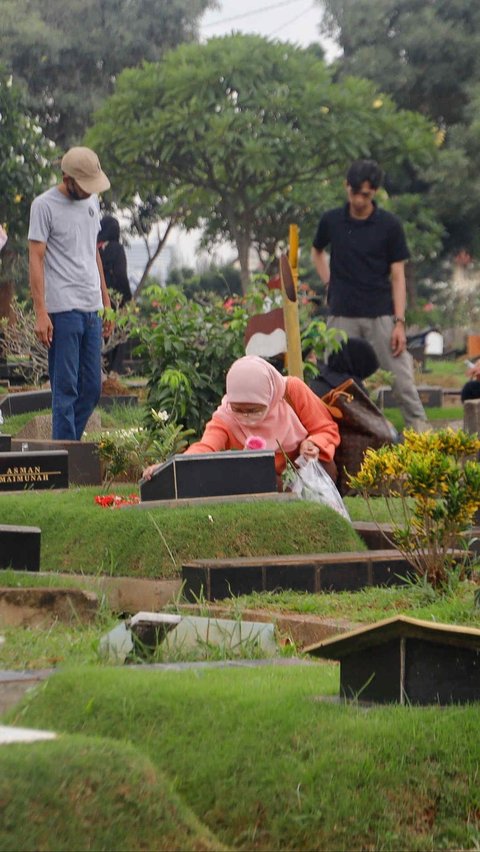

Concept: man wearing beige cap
[[28, 147, 112, 440]]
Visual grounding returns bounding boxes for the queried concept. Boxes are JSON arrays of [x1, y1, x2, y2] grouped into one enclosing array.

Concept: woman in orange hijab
[[143, 355, 340, 485]]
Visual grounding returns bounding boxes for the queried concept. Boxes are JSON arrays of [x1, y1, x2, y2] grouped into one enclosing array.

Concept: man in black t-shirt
[[311, 159, 428, 431]]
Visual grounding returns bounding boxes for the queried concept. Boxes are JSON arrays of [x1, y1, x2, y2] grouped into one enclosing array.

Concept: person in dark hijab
[[461, 359, 480, 402], [97, 215, 132, 373], [97, 215, 131, 306], [309, 337, 379, 399]]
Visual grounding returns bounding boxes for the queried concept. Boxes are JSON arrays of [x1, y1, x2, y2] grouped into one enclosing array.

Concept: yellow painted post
[[281, 225, 303, 378]]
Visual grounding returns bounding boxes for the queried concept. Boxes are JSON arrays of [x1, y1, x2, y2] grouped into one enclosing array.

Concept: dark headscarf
[[309, 337, 379, 399], [97, 215, 131, 304], [98, 215, 120, 243]]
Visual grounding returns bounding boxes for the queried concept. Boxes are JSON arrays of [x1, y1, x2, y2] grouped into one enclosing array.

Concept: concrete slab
[[0, 725, 56, 744]]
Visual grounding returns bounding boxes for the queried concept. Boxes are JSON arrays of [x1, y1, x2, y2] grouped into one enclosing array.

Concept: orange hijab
[[213, 356, 307, 452]]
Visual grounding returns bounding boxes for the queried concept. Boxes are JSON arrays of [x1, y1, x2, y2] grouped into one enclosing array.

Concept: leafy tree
[[0, 70, 55, 315], [319, 0, 480, 262], [320, 0, 480, 126], [87, 34, 440, 292], [1, 0, 214, 148]]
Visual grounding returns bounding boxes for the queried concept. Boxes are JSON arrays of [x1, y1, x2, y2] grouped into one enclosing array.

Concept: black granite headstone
[[377, 386, 443, 409], [140, 450, 277, 502], [181, 550, 414, 601], [0, 450, 68, 491], [306, 616, 480, 705], [11, 440, 100, 486], [0, 389, 52, 418], [0, 524, 41, 571], [0, 434, 11, 452]]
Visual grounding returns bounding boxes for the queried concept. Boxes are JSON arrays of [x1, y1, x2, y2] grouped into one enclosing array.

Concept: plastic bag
[[290, 457, 351, 522]]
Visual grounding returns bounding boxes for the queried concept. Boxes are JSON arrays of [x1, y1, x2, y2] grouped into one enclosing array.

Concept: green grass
[[213, 580, 480, 627], [383, 406, 463, 432], [423, 358, 467, 383], [2, 403, 143, 436], [2, 408, 52, 435], [5, 664, 480, 851], [0, 734, 222, 851], [0, 489, 365, 578]]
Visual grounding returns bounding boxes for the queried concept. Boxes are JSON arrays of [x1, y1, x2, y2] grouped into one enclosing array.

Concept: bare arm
[[29, 240, 53, 347], [311, 247, 330, 286], [97, 248, 113, 336], [390, 261, 407, 357]]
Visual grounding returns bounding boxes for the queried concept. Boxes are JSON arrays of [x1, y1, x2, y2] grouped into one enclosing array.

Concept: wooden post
[[280, 225, 303, 379]]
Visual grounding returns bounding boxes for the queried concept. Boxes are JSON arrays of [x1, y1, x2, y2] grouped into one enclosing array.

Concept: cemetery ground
[[1, 359, 480, 851]]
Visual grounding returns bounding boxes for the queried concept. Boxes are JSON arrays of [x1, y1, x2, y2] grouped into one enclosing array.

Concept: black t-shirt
[[312, 203, 410, 318]]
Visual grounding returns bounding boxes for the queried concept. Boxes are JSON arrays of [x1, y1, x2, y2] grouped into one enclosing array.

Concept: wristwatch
[[393, 316, 405, 324]]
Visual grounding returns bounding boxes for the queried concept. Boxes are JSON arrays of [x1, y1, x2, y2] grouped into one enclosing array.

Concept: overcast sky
[[199, 0, 340, 60]]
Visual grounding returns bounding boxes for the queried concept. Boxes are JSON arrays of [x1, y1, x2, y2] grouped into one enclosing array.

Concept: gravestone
[[0, 524, 41, 571], [464, 399, 480, 443], [98, 394, 138, 409], [182, 550, 415, 601], [10, 440, 100, 486], [0, 389, 52, 418], [0, 450, 68, 491], [0, 435, 11, 452], [377, 386, 443, 408], [140, 450, 277, 502], [306, 615, 480, 705]]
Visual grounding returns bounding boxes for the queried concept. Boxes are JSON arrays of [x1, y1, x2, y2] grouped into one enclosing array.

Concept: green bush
[[136, 285, 247, 435]]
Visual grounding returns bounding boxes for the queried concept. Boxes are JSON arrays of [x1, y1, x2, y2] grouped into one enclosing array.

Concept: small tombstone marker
[[306, 615, 480, 705], [377, 386, 443, 408]]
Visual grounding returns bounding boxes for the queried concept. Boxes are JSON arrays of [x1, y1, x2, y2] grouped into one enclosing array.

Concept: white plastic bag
[[290, 457, 351, 522]]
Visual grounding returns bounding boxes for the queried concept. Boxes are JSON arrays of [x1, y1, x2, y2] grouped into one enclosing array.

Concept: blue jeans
[[48, 310, 102, 440]]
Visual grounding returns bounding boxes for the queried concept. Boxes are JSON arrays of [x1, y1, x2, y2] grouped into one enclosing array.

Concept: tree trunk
[[236, 234, 251, 295], [133, 219, 174, 298]]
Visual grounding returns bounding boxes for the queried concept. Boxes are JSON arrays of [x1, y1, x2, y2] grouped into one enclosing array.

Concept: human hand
[[142, 463, 161, 481], [468, 361, 480, 380], [34, 311, 53, 347], [391, 323, 406, 357], [103, 318, 114, 338], [300, 439, 320, 460]]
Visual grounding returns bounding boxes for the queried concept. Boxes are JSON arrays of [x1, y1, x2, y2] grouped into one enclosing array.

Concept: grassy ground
[[2, 402, 142, 436], [0, 489, 365, 577], [213, 580, 480, 627], [4, 664, 480, 851], [384, 406, 463, 432], [0, 733, 223, 851]]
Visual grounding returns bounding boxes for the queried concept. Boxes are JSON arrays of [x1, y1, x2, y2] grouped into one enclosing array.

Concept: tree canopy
[[321, 0, 480, 126], [319, 0, 480, 259], [87, 34, 441, 291], [1, 0, 214, 148], [0, 71, 54, 245]]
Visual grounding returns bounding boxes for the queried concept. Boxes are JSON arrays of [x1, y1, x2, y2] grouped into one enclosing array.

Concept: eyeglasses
[[229, 405, 266, 416]]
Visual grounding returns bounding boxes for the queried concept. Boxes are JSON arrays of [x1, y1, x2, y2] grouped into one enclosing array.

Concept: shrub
[[349, 428, 480, 588], [136, 285, 248, 435], [97, 408, 193, 487]]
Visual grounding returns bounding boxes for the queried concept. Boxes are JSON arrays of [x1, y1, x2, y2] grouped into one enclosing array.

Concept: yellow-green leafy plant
[[348, 428, 480, 588]]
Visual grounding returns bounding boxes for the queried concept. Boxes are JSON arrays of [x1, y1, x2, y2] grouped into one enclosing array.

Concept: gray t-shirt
[[28, 187, 102, 313]]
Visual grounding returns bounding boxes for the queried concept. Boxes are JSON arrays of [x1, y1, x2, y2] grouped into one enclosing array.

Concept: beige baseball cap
[[61, 146, 111, 194]]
